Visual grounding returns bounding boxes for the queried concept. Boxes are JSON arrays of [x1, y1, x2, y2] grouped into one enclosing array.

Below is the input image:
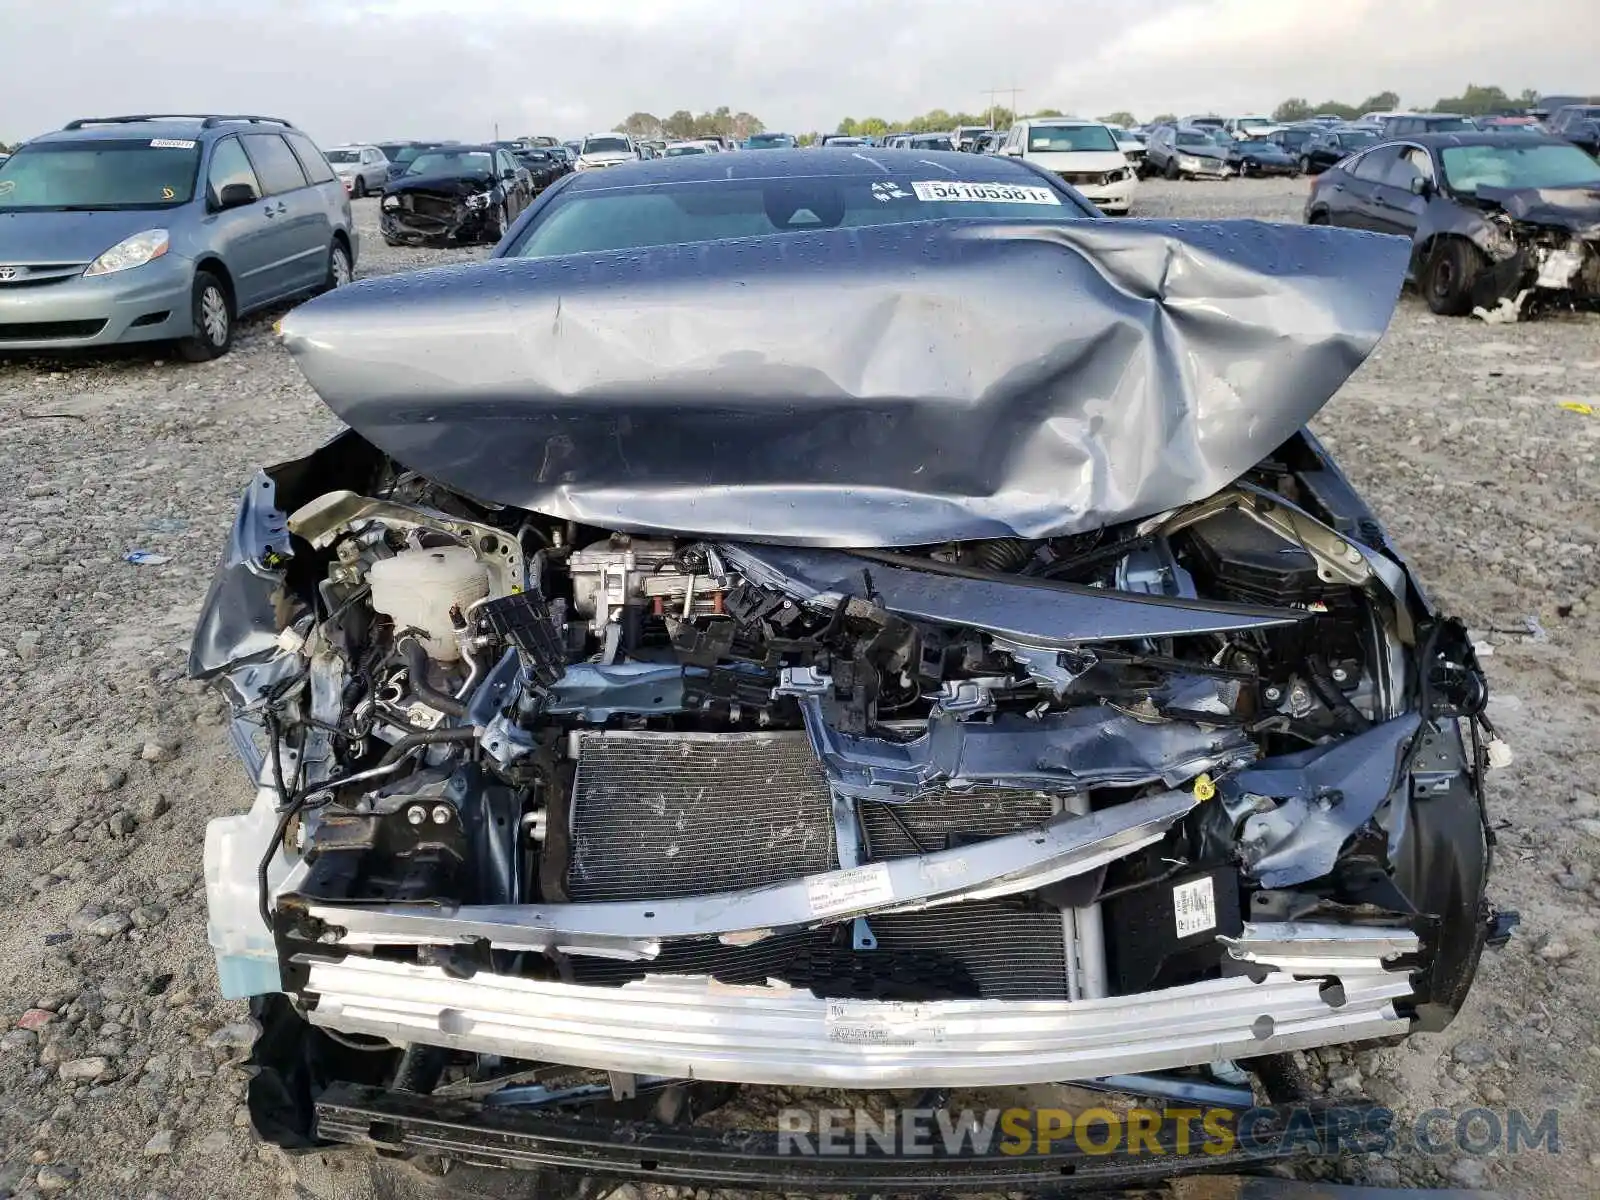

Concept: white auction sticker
[[805, 863, 894, 918], [150, 139, 197, 149], [825, 999, 948, 1046], [911, 180, 1061, 205], [1173, 876, 1217, 939]]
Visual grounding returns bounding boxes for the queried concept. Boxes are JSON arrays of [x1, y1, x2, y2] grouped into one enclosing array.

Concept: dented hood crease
[[278, 217, 1407, 547]]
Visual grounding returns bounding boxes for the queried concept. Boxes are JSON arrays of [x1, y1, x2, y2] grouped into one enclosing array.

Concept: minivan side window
[[207, 138, 261, 205], [285, 133, 337, 185], [242, 133, 309, 195]]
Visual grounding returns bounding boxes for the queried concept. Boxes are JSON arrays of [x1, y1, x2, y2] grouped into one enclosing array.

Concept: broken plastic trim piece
[[299, 923, 1418, 1087], [294, 787, 1199, 958]]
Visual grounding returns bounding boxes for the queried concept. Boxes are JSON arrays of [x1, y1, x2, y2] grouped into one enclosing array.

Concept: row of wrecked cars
[[189, 149, 1515, 1190]]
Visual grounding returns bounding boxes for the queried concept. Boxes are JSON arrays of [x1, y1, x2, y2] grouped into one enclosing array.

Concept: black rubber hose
[[376, 725, 479, 768], [397, 636, 469, 719], [1306, 653, 1371, 732]]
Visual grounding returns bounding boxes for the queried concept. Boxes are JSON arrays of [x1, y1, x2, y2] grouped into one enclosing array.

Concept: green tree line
[[614, 108, 765, 142], [1272, 84, 1540, 123]]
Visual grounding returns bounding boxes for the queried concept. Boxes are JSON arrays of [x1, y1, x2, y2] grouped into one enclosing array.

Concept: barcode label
[[1173, 876, 1217, 939]]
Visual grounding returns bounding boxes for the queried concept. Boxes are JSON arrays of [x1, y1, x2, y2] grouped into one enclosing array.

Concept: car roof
[[1396, 131, 1567, 149], [33, 116, 299, 145], [556, 147, 1055, 194]]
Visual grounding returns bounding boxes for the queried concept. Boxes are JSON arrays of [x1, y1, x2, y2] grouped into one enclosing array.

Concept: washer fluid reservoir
[[368, 546, 489, 661]]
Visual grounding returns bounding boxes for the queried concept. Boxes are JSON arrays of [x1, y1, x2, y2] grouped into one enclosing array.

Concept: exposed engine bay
[[194, 427, 1500, 1124]]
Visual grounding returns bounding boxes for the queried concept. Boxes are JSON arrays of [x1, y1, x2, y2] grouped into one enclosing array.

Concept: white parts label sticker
[[911, 180, 1061, 205], [150, 139, 197, 149], [805, 863, 894, 918], [825, 999, 948, 1046], [1173, 876, 1217, 939]]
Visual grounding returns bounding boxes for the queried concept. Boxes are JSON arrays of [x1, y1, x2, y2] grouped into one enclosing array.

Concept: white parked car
[[997, 119, 1137, 214], [1221, 116, 1283, 141], [325, 145, 389, 198], [574, 133, 639, 171]]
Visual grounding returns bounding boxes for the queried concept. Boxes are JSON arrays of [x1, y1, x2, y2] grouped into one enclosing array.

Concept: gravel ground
[[1, 181, 1597, 1198]]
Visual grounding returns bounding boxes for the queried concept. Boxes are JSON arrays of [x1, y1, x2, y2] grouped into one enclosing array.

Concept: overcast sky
[[1, 0, 1589, 145]]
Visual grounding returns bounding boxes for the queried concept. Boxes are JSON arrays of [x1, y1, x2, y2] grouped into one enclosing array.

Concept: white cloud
[[0, 0, 1586, 145]]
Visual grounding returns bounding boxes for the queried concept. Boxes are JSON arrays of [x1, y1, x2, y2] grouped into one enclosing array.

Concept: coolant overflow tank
[[368, 546, 489, 661]]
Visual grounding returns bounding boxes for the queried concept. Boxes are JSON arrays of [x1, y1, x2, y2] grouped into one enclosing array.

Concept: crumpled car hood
[[1476, 183, 1600, 232], [279, 217, 1406, 547], [384, 174, 494, 198]]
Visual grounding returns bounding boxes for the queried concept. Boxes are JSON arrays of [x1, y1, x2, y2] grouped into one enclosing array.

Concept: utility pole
[[983, 86, 1024, 129]]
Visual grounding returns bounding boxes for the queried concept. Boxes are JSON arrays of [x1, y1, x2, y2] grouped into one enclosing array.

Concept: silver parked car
[[325, 144, 389, 198], [0, 113, 357, 360]]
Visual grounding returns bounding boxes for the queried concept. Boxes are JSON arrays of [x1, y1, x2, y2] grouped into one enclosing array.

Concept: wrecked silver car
[[1305, 131, 1600, 318], [192, 151, 1504, 1185]]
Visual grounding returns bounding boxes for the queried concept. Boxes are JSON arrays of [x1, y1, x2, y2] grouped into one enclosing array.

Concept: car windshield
[[664, 146, 708, 156], [746, 134, 796, 148], [1424, 118, 1475, 132], [1279, 129, 1316, 147], [1175, 132, 1214, 147], [907, 135, 955, 150], [504, 173, 1082, 259], [1440, 143, 1600, 193], [0, 139, 200, 211], [383, 145, 431, 165], [405, 151, 493, 176], [1026, 125, 1116, 153], [583, 137, 631, 155], [1236, 118, 1271, 128], [325, 150, 362, 164]]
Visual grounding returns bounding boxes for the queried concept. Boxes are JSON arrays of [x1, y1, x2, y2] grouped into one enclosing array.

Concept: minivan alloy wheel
[[200, 285, 229, 345], [330, 244, 353, 289]]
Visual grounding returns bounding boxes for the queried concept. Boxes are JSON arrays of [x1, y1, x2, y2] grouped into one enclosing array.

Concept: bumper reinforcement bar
[[302, 924, 1418, 1088]]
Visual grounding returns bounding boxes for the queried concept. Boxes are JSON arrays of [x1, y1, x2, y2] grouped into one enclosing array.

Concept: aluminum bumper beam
[[296, 787, 1198, 961], [303, 924, 1418, 1088]]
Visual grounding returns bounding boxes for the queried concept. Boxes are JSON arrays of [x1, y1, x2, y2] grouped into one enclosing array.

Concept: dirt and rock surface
[[0, 181, 1597, 1198]]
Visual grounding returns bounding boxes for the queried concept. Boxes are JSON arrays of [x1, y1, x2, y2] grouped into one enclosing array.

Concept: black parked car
[[379, 144, 532, 246], [374, 140, 441, 182], [1304, 131, 1600, 316], [1298, 126, 1380, 175], [1268, 123, 1323, 160], [1225, 136, 1298, 176], [512, 147, 571, 191]]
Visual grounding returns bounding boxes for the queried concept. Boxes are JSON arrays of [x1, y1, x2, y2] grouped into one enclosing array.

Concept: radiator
[[565, 730, 1068, 1000]]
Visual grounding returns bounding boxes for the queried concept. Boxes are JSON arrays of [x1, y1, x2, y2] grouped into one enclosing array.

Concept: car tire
[[1300, 156, 1313, 175], [1307, 210, 1330, 225], [353, 177, 366, 200], [1164, 158, 1179, 180], [382, 235, 403, 247], [324, 240, 353, 292], [175, 271, 233, 362], [1424, 238, 1485, 317]]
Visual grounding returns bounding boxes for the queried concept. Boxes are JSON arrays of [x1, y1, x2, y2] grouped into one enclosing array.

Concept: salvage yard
[[1, 179, 1599, 1199]]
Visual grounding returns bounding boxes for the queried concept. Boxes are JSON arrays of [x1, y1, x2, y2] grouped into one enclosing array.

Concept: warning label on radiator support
[[805, 863, 895, 918]]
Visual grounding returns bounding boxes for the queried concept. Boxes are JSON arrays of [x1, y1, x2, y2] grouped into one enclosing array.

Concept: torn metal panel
[[718, 543, 1305, 644], [278, 218, 1407, 547], [1220, 714, 1422, 887], [293, 786, 1199, 955], [776, 666, 1254, 804]]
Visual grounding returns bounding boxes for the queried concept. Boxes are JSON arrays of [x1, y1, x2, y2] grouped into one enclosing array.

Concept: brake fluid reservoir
[[368, 546, 489, 661]]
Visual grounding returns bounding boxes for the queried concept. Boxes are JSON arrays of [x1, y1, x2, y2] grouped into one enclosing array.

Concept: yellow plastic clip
[[1192, 773, 1216, 802]]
